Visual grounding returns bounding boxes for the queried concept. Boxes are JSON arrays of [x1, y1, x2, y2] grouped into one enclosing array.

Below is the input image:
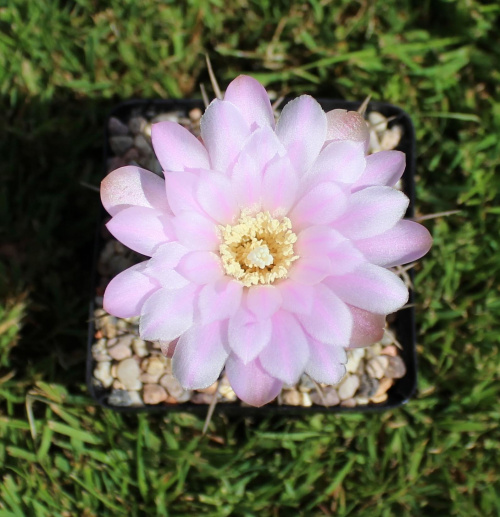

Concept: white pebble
[[338, 375, 360, 400], [117, 358, 142, 390]]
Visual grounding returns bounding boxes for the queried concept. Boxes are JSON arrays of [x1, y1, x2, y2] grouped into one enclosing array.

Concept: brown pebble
[[373, 377, 393, 398], [189, 108, 202, 121], [143, 384, 168, 405], [160, 373, 186, 398], [198, 382, 218, 395], [385, 355, 406, 379], [310, 387, 340, 407], [366, 356, 389, 380], [95, 330, 103, 339], [340, 398, 357, 408], [190, 393, 213, 404], [381, 345, 398, 357], [139, 373, 161, 384], [371, 393, 388, 404]]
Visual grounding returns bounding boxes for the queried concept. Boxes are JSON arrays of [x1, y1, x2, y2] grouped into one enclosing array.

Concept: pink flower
[[101, 76, 432, 407]]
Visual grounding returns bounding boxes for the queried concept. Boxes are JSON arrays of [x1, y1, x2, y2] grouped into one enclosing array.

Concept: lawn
[[1, 1, 499, 515]]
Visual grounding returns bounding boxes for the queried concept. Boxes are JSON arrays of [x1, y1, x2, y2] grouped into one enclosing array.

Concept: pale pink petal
[[200, 99, 251, 173], [305, 339, 347, 385], [326, 109, 370, 146], [232, 150, 263, 211], [261, 155, 299, 217], [277, 281, 314, 315], [352, 150, 405, 191], [106, 207, 174, 256], [258, 312, 309, 385], [333, 186, 409, 240], [275, 96, 327, 174], [224, 75, 275, 130], [225, 355, 282, 407], [305, 140, 366, 186], [198, 278, 243, 325], [236, 125, 285, 174], [145, 241, 189, 287], [172, 321, 228, 389], [288, 255, 331, 285], [348, 305, 386, 348], [328, 240, 366, 276], [246, 285, 282, 320], [295, 226, 346, 257], [103, 262, 160, 318], [164, 171, 201, 215], [172, 211, 220, 251], [354, 220, 432, 267], [139, 284, 198, 341], [152, 121, 210, 172], [290, 182, 348, 229], [176, 251, 224, 285], [227, 308, 272, 363], [297, 284, 352, 347], [101, 166, 169, 216], [326, 263, 409, 314], [148, 241, 188, 271], [195, 172, 239, 224]]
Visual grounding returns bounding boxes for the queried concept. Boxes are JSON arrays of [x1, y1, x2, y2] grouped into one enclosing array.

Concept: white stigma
[[246, 245, 274, 269]]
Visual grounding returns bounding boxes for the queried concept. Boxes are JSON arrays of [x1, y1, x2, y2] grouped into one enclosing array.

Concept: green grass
[[1, 0, 500, 515]]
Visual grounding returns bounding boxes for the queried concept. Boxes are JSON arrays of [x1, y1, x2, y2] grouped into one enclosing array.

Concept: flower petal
[[103, 262, 160, 318], [328, 240, 366, 276], [227, 308, 272, 363], [354, 220, 433, 267], [348, 305, 386, 348], [297, 284, 352, 347], [305, 339, 347, 385], [164, 171, 201, 215], [201, 99, 251, 173], [261, 155, 299, 217], [224, 75, 275, 130], [246, 285, 282, 320], [259, 312, 309, 385], [290, 182, 348, 228], [146, 241, 189, 286], [295, 226, 346, 257], [325, 109, 370, 145], [232, 150, 263, 211], [101, 165, 169, 216], [106, 206, 174, 256], [275, 95, 327, 174], [139, 284, 198, 341], [198, 278, 243, 324], [172, 321, 228, 389], [288, 254, 331, 285], [326, 263, 409, 314], [195, 172, 239, 224], [305, 140, 366, 185], [152, 121, 210, 172], [173, 211, 220, 251], [333, 186, 409, 240], [176, 251, 224, 285], [225, 355, 282, 407], [277, 281, 314, 315], [352, 150, 405, 191]]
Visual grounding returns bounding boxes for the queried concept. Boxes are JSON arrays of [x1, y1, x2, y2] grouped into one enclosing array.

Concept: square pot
[[87, 97, 418, 414]]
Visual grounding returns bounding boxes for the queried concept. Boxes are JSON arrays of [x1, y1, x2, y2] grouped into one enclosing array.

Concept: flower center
[[218, 211, 299, 287]]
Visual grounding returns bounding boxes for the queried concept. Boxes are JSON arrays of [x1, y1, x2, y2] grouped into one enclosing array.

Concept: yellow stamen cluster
[[219, 211, 299, 287]]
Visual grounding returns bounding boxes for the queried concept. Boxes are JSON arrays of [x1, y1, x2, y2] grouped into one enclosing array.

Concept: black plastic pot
[[87, 97, 418, 415]]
